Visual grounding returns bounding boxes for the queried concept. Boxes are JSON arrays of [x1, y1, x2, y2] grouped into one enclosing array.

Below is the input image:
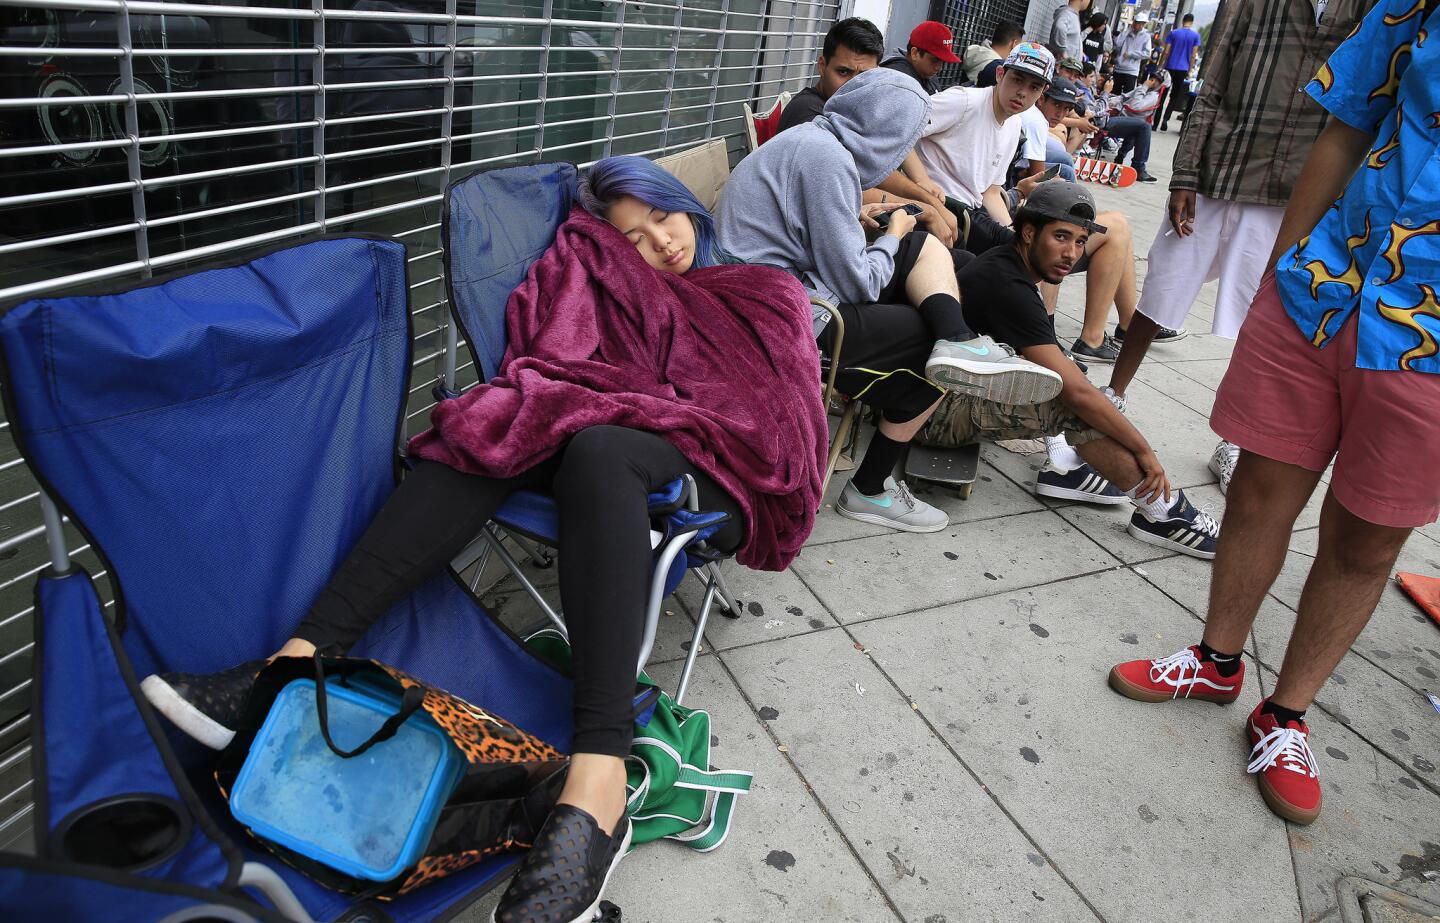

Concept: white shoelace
[[1147, 648, 1204, 699], [1247, 725, 1319, 778], [1190, 503, 1221, 539], [893, 479, 920, 513], [1213, 442, 1240, 480]]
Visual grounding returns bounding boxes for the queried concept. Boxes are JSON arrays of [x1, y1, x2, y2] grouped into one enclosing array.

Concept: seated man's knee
[[1094, 210, 1132, 246], [917, 232, 950, 266]]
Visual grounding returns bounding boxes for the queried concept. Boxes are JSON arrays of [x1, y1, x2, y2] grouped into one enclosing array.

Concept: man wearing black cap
[[1036, 76, 1097, 180], [916, 181, 1222, 559], [882, 20, 961, 95]]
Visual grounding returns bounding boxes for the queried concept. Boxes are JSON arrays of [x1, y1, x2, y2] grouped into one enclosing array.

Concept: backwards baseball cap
[[1043, 76, 1083, 112], [1002, 42, 1056, 84], [908, 21, 961, 63], [1018, 180, 1108, 234]]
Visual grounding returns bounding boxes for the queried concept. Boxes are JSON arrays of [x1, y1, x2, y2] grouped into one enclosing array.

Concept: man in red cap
[[882, 20, 960, 95]]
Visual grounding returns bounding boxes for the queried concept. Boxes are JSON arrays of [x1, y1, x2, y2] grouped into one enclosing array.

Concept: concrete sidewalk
[[464, 130, 1440, 923]]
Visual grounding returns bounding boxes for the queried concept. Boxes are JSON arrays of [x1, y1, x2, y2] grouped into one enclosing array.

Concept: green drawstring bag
[[525, 629, 753, 852]]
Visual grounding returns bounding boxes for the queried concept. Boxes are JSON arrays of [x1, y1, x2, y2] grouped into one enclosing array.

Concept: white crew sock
[[1127, 482, 1174, 520], [1044, 435, 1085, 472]]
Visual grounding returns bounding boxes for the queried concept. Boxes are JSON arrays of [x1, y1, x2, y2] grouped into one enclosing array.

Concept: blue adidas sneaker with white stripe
[[1127, 491, 1221, 560], [1033, 462, 1129, 505]]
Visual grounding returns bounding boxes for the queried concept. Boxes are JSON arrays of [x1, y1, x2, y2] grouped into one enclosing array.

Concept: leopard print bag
[[215, 654, 570, 898]]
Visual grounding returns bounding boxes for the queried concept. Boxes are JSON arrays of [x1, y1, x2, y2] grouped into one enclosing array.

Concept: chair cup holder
[[51, 794, 192, 871]]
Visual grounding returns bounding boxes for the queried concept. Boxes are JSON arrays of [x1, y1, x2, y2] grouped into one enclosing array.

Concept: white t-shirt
[[1016, 106, 1048, 166], [916, 86, 1022, 208]]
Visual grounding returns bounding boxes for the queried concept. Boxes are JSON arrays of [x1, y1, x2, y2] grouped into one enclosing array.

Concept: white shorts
[[1135, 195, 1285, 338]]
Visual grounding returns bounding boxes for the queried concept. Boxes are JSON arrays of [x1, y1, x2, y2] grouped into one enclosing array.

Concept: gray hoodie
[[717, 68, 931, 335]]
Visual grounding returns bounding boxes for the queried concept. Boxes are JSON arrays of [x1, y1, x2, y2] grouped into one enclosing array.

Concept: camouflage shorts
[[917, 392, 1105, 449]]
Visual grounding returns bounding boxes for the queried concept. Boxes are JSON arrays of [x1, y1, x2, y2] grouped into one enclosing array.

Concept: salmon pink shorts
[[1211, 273, 1440, 528]]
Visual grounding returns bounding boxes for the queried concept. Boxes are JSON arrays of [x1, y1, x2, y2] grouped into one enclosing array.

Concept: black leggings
[[294, 425, 745, 757]]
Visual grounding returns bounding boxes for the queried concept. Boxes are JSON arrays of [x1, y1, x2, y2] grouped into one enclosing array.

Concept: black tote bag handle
[[311, 654, 426, 759]]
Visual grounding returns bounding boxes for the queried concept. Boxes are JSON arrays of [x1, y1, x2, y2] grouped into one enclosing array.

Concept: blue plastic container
[[230, 677, 464, 881]]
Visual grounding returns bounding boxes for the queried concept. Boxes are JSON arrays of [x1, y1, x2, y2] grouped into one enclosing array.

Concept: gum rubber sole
[[1107, 666, 1240, 705]]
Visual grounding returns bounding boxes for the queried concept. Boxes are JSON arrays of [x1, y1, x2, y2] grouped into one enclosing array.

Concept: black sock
[[1197, 640, 1242, 677], [918, 293, 974, 342], [851, 431, 908, 496], [1261, 699, 1306, 726]]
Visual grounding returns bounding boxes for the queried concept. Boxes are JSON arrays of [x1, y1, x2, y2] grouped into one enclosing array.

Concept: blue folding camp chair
[[0, 235, 576, 921], [435, 162, 740, 705]]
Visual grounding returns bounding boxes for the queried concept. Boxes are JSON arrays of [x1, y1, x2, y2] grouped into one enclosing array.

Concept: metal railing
[[0, 0, 836, 851]]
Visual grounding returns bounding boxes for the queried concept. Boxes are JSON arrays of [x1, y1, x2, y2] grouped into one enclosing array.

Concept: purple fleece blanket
[[408, 207, 827, 571]]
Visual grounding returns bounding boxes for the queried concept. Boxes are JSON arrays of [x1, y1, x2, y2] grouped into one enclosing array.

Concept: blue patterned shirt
[[1274, 0, 1440, 374]]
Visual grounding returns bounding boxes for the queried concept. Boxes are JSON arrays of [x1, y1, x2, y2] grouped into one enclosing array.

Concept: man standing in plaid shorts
[[1110, 0, 1440, 824]]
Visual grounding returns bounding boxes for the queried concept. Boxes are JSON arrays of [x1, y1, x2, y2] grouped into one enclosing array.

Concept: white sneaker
[[1208, 441, 1240, 494]]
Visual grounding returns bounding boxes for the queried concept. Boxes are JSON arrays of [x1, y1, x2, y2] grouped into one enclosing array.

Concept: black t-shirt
[[776, 85, 825, 133], [976, 58, 1002, 88], [957, 245, 1059, 351], [1082, 30, 1106, 63], [881, 55, 936, 95]]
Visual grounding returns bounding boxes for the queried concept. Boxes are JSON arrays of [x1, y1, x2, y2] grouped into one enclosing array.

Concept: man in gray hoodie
[[718, 68, 1061, 533]]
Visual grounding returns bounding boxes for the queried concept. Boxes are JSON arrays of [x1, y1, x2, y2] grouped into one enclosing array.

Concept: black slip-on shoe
[[493, 806, 632, 923], [140, 659, 265, 750]]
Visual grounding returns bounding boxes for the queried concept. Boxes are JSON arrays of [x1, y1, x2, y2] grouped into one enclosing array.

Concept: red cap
[[908, 20, 962, 63]]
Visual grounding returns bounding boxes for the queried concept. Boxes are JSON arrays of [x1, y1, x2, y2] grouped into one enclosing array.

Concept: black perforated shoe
[[493, 805, 632, 923], [140, 660, 265, 750]]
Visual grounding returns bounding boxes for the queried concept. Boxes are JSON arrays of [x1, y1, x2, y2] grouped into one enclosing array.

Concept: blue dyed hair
[[578, 155, 731, 269]]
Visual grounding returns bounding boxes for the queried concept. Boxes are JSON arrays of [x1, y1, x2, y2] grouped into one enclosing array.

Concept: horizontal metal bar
[[0, 745, 28, 777], [0, 642, 34, 669], [0, 524, 47, 555], [0, 779, 33, 808], [0, 676, 30, 705]]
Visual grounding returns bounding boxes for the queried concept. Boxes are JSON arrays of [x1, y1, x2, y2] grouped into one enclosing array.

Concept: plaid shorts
[[918, 391, 1105, 448]]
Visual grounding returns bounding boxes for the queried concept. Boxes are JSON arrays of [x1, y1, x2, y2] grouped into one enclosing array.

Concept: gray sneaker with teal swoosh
[[925, 336, 1063, 406], [836, 476, 948, 533]]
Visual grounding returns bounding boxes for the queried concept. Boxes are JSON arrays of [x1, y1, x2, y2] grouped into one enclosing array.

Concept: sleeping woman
[[141, 156, 829, 923]]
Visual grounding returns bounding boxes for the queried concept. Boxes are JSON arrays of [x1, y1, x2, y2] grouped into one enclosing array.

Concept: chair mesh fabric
[[444, 162, 579, 382], [0, 236, 574, 920], [34, 570, 233, 890]]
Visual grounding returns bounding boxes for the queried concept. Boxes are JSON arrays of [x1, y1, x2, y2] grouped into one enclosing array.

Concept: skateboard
[[1074, 156, 1137, 188], [904, 442, 980, 500]]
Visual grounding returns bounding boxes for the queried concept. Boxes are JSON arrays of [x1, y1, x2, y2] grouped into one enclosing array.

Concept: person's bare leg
[[903, 233, 960, 304], [1268, 490, 1411, 711], [558, 753, 628, 834], [1078, 211, 1136, 347], [1073, 436, 1144, 488], [1109, 311, 1160, 396], [1200, 451, 1324, 653], [273, 638, 317, 658], [879, 395, 944, 443]]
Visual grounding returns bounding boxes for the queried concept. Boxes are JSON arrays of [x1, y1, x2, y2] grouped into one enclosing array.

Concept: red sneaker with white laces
[[1107, 645, 1244, 703], [1246, 699, 1322, 825]]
